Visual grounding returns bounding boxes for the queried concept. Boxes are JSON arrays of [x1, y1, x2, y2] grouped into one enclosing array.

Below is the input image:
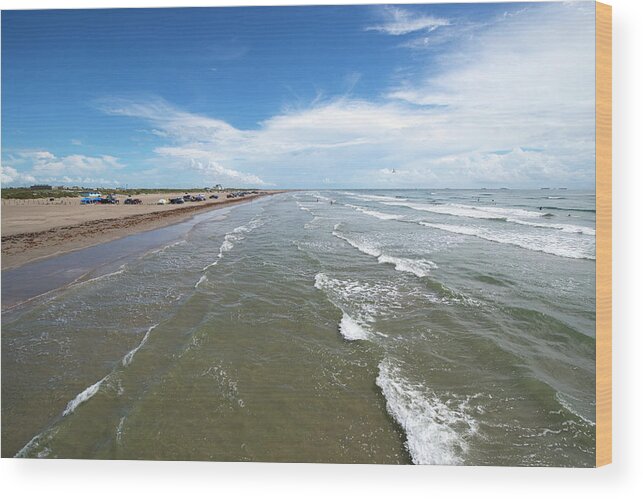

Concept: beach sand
[[1, 191, 279, 270]]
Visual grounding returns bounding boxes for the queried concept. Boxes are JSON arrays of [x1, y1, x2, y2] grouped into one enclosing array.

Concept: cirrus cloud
[[366, 6, 450, 36]]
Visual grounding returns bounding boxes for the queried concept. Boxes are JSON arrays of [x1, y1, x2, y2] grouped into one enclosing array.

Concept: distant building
[[30, 184, 52, 190]]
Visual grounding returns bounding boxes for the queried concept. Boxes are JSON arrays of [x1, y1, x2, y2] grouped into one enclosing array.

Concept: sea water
[[1, 190, 596, 465]]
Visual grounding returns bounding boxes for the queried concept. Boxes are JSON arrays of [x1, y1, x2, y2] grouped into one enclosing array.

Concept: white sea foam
[[71, 267, 125, 288], [383, 201, 552, 221], [332, 230, 380, 257], [383, 201, 506, 220], [507, 218, 595, 235], [376, 359, 478, 465], [62, 374, 110, 416], [202, 260, 219, 271], [315, 274, 381, 340], [116, 417, 126, 443], [204, 218, 265, 270], [345, 204, 403, 221], [377, 255, 437, 278], [338, 312, 371, 341], [122, 323, 159, 367], [348, 193, 405, 202], [419, 222, 595, 260], [14, 428, 58, 458], [314, 272, 440, 330], [333, 230, 437, 276], [147, 239, 187, 257], [194, 275, 207, 288], [555, 392, 596, 426]]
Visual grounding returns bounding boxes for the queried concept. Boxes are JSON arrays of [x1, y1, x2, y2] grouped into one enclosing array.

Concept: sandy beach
[[1, 191, 279, 269]]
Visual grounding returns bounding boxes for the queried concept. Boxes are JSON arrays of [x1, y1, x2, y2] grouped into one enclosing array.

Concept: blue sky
[[1, 2, 595, 189]]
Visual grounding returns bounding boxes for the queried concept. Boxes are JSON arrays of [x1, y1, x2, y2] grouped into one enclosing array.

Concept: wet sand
[[1, 191, 280, 270]]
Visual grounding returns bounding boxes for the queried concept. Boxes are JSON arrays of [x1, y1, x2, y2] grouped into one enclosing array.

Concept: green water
[[2, 190, 596, 465]]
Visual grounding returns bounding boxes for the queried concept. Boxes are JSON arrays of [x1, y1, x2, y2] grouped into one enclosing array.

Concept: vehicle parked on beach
[[99, 194, 119, 204], [209, 195, 218, 199], [157, 199, 168, 205], [194, 194, 206, 201], [80, 197, 101, 204], [170, 197, 185, 204], [124, 198, 142, 205]]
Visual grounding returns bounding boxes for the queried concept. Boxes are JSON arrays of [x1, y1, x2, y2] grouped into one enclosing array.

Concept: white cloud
[[1, 151, 125, 186], [99, 2, 595, 189], [1, 165, 36, 185], [366, 7, 450, 36]]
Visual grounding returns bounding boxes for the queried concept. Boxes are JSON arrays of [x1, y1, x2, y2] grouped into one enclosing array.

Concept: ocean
[[1, 189, 596, 465]]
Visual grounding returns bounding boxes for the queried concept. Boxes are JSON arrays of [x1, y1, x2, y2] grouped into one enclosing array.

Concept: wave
[[145, 239, 187, 257], [333, 230, 437, 277], [332, 230, 379, 257], [555, 392, 596, 426], [297, 202, 312, 213], [14, 428, 58, 458], [541, 206, 596, 213], [377, 255, 437, 278], [419, 222, 595, 260], [383, 201, 505, 220], [62, 321, 161, 417], [62, 374, 110, 416], [508, 218, 595, 236], [347, 193, 406, 202], [339, 312, 371, 341], [378, 199, 594, 236], [376, 359, 478, 465], [202, 218, 264, 271], [382, 201, 555, 221], [311, 194, 334, 203], [69, 267, 126, 289], [314, 274, 384, 341], [122, 323, 159, 367], [194, 275, 207, 288], [345, 204, 403, 221]]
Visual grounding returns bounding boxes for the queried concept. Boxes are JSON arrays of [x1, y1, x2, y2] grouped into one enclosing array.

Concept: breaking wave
[[122, 323, 159, 367], [338, 312, 371, 341], [345, 204, 403, 221], [382, 201, 553, 221], [332, 230, 437, 277], [419, 222, 595, 260], [202, 218, 264, 271], [376, 359, 478, 465], [62, 374, 110, 416]]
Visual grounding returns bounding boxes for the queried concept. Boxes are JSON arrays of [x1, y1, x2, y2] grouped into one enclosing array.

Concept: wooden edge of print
[[595, 1, 612, 468]]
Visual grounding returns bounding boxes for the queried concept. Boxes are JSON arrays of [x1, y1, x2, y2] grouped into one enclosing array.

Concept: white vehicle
[[157, 198, 168, 205]]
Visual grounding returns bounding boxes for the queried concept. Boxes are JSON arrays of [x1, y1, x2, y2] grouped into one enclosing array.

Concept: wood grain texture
[[595, 1, 612, 468]]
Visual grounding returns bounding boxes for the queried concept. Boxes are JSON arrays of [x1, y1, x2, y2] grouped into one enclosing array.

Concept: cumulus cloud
[[1, 165, 36, 185], [1, 151, 124, 186]]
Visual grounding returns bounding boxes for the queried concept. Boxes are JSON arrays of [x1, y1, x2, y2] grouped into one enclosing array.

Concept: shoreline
[[1, 191, 283, 270]]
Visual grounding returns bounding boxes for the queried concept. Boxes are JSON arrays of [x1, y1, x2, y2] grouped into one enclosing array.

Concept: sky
[[1, 2, 596, 189]]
